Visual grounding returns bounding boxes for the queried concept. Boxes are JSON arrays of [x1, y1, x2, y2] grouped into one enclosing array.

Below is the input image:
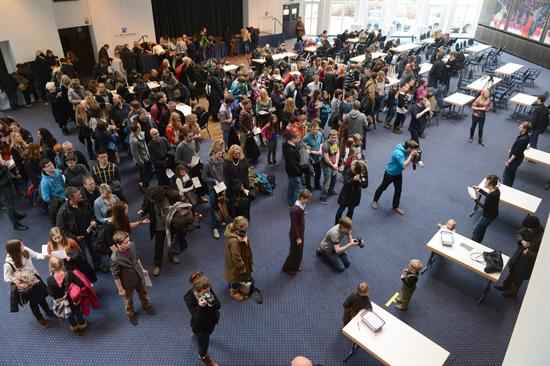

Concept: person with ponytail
[[184, 271, 221, 366]]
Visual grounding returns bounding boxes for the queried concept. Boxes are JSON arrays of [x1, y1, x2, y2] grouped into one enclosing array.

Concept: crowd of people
[[1, 24, 548, 366]]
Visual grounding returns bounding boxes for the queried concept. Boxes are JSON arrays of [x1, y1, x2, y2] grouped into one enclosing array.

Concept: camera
[[201, 292, 215, 305], [355, 237, 365, 248], [412, 149, 424, 170]]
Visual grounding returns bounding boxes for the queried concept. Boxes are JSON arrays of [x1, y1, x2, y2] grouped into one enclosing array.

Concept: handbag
[[482, 250, 503, 273], [52, 294, 73, 318]]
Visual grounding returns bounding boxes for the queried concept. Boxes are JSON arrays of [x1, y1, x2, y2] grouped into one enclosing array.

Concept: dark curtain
[[151, 0, 243, 39]]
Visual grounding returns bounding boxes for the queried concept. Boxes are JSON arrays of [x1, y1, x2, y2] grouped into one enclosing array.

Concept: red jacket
[[69, 269, 100, 316]]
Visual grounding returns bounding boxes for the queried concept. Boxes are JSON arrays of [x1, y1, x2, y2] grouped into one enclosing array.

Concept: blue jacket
[[386, 144, 410, 176], [40, 169, 66, 203], [303, 131, 325, 164]]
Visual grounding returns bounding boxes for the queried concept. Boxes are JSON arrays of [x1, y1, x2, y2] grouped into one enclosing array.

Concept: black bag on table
[[483, 250, 503, 273]]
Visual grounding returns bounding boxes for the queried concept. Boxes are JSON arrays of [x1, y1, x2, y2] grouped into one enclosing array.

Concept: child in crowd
[[438, 219, 457, 232], [396, 259, 422, 310], [342, 282, 372, 325], [261, 114, 279, 166], [53, 143, 64, 170]]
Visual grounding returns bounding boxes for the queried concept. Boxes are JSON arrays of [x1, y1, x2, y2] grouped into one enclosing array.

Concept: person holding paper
[[202, 145, 226, 239], [47, 227, 97, 283], [224, 145, 250, 219], [110, 231, 155, 326]]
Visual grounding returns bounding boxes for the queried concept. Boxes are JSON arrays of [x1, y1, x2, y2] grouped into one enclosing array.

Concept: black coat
[[283, 142, 302, 177], [47, 271, 84, 301], [338, 166, 368, 208], [224, 159, 250, 193], [531, 104, 549, 133], [46, 90, 67, 125], [184, 288, 221, 334], [508, 226, 542, 280]]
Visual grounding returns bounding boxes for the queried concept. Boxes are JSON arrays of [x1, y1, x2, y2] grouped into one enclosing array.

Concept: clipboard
[[467, 186, 477, 200], [253, 127, 262, 135]]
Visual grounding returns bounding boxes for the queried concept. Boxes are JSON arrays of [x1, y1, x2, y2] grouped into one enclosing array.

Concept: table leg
[[421, 252, 436, 274], [477, 280, 492, 305], [343, 343, 359, 362]]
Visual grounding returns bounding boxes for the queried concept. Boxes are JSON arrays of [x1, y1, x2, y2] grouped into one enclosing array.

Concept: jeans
[[287, 176, 303, 207], [321, 165, 337, 199], [67, 303, 86, 327], [502, 159, 522, 187], [320, 250, 350, 272], [29, 296, 50, 319], [472, 216, 494, 243], [394, 112, 406, 129], [137, 161, 153, 188], [197, 332, 211, 358], [373, 172, 403, 209], [267, 138, 277, 163], [385, 106, 396, 125], [530, 130, 540, 149], [222, 128, 230, 149], [170, 229, 188, 256], [305, 162, 321, 189], [470, 115, 485, 142], [335, 205, 355, 224], [208, 190, 220, 230], [154, 164, 170, 186]]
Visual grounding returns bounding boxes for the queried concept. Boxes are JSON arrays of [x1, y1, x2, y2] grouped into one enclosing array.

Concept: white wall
[[503, 214, 550, 366], [0, 0, 64, 71], [52, 0, 91, 30], [87, 0, 156, 60], [244, 0, 285, 34]]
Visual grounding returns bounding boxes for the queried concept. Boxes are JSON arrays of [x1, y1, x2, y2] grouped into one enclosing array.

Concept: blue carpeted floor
[[0, 50, 548, 366]]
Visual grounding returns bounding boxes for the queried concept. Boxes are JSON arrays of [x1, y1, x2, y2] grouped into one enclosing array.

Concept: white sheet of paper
[[214, 181, 227, 194], [165, 168, 175, 179], [253, 127, 262, 135], [192, 177, 202, 188], [143, 271, 153, 287], [468, 186, 477, 200], [51, 250, 68, 259], [42, 245, 49, 256], [190, 155, 200, 167]]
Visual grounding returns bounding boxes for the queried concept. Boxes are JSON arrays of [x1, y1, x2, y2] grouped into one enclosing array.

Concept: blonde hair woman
[[185, 114, 202, 141], [166, 112, 182, 145], [281, 98, 296, 132], [93, 183, 120, 223], [255, 88, 272, 127], [223, 216, 253, 301]]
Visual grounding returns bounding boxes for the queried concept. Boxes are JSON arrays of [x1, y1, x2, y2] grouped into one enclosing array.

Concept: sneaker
[[383, 124, 391, 129], [169, 255, 180, 264], [212, 228, 220, 239], [320, 197, 327, 205], [328, 190, 338, 196], [396, 304, 407, 310], [153, 266, 160, 276], [469, 138, 473, 143], [479, 140, 485, 146], [371, 201, 378, 209], [394, 207, 405, 215], [129, 316, 139, 326], [392, 128, 402, 134]]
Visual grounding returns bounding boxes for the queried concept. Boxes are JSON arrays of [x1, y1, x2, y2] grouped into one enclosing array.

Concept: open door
[[57, 26, 95, 79], [282, 3, 300, 39]]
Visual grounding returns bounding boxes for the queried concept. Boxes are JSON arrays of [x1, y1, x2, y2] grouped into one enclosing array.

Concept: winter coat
[[508, 226, 542, 281], [184, 288, 221, 334], [223, 224, 253, 284], [342, 293, 372, 325], [338, 161, 368, 208]]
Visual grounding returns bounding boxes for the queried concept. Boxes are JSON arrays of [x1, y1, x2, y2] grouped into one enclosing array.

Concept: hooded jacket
[[344, 109, 368, 139], [223, 224, 253, 284], [40, 169, 67, 203], [386, 144, 410, 176], [201, 156, 224, 190]]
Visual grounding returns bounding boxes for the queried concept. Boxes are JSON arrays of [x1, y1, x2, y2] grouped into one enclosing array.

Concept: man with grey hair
[[62, 140, 89, 170]]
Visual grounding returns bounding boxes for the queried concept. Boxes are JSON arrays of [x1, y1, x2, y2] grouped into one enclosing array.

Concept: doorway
[[57, 26, 95, 79], [283, 3, 300, 39]]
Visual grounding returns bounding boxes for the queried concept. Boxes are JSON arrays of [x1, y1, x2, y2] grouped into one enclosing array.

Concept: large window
[[304, 1, 320, 36], [329, 0, 357, 34], [450, 0, 481, 35]]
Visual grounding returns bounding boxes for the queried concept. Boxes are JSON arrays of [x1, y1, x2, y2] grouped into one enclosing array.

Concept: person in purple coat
[[282, 189, 312, 275]]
